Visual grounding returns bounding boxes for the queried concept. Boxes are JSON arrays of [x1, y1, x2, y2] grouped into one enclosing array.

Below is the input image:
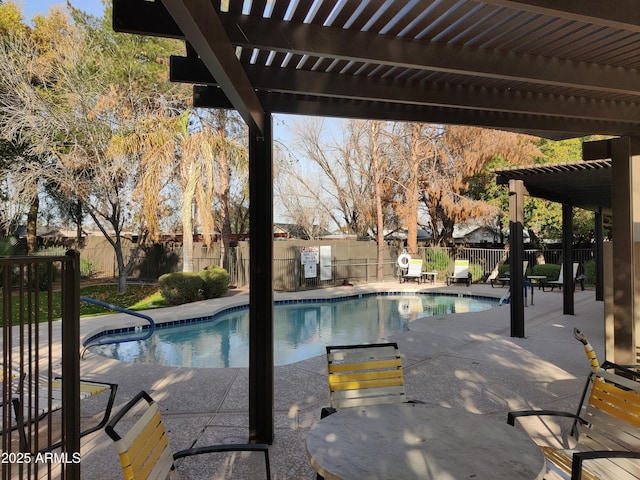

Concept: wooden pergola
[[113, 0, 640, 444]]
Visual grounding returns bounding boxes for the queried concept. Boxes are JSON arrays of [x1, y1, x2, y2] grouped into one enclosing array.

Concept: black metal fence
[[75, 239, 596, 292], [246, 246, 596, 291], [1, 251, 81, 480]]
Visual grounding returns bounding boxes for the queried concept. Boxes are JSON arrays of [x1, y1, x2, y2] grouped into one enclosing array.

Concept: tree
[[418, 126, 538, 245], [114, 108, 249, 273], [469, 136, 603, 246], [273, 159, 332, 240], [369, 121, 386, 280], [0, 3, 187, 291], [278, 118, 375, 237], [384, 123, 439, 254], [0, 2, 55, 251], [209, 110, 248, 270]]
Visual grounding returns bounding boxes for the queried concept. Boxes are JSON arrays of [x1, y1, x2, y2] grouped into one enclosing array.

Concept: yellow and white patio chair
[[105, 390, 271, 480], [321, 342, 419, 419]]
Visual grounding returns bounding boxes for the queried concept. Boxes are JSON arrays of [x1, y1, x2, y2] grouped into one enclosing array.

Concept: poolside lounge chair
[[446, 259, 471, 286], [106, 391, 271, 480], [490, 261, 528, 287], [10, 374, 117, 452], [542, 262, 583, 292], [401, 259, 423, 283]]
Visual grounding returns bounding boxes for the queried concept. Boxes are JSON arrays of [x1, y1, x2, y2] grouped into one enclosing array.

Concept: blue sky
[[21, 0, 104, 22]]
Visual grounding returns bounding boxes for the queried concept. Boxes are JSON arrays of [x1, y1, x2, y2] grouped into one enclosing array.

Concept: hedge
[[530, 263, 561, 281], [158, 272, 203, 305], [158, 267, 231, 305], [199, 266, 229, 299]]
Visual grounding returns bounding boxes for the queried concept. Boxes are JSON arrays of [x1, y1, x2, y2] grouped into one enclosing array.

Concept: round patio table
[[306, 403, 545, 480]]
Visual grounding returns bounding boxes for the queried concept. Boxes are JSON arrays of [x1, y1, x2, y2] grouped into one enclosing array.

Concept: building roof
[[273, 222, 332, 239], [113, 0, 640, 141]]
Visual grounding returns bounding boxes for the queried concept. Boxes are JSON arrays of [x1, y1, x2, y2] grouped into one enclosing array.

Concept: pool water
[[89, 293, 498, 368]]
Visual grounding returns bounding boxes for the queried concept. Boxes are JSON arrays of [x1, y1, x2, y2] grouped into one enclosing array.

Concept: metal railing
[[1, 251, 81, 480], [80, 297, 155, 353]]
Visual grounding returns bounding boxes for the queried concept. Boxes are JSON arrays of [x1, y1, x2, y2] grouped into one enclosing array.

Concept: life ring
[[397, 253, 411, 268], [398, 300, 410, 315]]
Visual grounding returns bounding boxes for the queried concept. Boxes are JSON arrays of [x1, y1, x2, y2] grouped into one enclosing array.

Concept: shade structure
[[112, 0, 640, 443]]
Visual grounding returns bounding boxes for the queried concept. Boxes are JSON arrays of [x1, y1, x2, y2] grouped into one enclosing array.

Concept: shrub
[[499, 263, 532, 277], [80, 259, 94, 278], [0, 237, 17, 255], [530, 263, 561, 281], [199, 266, 229, 299], [469, 263, 484, 283], [158, 272, 203, 305], [583, 260, 596, 285], [423, 248, 451, 279], [498, 264, 510, 277]]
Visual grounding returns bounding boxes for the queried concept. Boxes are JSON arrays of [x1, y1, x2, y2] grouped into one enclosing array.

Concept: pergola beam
[[171, 56, 640, 123], [112, 0, 182, 38], [193, 86, 640, 139], [159, 0, 265, 134]]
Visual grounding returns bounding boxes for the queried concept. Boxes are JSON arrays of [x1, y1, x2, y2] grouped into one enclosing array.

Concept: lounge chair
[[106, 391, 271, 480], [487, 269, 504, 287], [490, 261, 528, 287], [320, 343, 417, 419], [401, 259, 423, 283], [446, 259, 471, 286], [542, 262, 584, 292], [11, 374, 117, 452]]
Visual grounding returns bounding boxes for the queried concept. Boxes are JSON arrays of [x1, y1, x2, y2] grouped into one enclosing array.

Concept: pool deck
[[75, 280, 604, 479]]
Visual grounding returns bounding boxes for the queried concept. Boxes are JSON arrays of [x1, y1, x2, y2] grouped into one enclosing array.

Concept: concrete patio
[[74, 281, 604, 479]]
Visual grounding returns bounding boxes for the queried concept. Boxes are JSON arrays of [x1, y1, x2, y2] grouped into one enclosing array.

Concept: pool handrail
[[80, 296, 155, 355]]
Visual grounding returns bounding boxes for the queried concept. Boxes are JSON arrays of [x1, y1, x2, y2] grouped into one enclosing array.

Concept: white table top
[[306, 403, 545, 480]]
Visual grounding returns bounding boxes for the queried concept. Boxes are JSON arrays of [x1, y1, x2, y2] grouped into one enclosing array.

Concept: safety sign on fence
[[301, 246, 319, 278]]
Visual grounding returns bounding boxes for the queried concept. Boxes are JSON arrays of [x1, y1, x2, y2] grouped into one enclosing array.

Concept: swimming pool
[[87, 293, 499, 368]]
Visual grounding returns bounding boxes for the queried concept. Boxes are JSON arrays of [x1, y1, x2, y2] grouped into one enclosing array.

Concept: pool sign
[[301, 246, 319, 278], [320, 246, 332, 281]]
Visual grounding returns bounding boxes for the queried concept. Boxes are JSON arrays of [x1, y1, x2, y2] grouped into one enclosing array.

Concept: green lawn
[[1, 283, 162, 326]]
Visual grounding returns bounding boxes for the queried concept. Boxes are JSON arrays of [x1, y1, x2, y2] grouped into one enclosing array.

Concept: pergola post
[[248, 113, 274, 444], [561, 203, 574, 315], [595, 208, 604, 302], [609, 136, 640, 365], [508, 179, 525, 337]]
